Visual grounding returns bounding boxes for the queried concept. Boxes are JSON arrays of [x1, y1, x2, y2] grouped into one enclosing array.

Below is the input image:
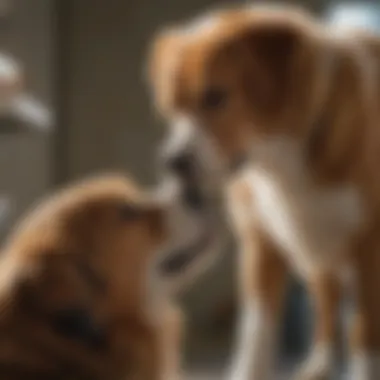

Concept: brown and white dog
[[0, 174, 185, 380], [148, 5, 380, 380]]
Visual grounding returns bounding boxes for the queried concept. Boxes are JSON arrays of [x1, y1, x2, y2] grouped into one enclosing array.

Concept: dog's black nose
[[167, 153, 194, 179], [52, 308, 107, 350], [164, 152, 206, 211]]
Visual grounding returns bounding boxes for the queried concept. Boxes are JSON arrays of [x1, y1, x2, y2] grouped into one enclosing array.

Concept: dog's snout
[[161, 150, 208, 211]]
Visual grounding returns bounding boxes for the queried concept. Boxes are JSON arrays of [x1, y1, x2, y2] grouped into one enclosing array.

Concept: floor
[[187, 369, 292, 380], [183, 334, 298, 380], [188, 372, 289, 380], [185, 357, 347, 380], [187, 365, 346, 380], [185, 360, 296, 380]]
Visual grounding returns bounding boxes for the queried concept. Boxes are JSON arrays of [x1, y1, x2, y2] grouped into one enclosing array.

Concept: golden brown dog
[[0, 174, 183, 380], [148, 5, 380, 380]]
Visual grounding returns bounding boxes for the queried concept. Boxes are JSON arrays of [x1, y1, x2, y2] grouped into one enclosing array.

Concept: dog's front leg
[[348, 241, 380, 380], [226, 178, 288, 380], [158, 303, 184, 380], [226, 177, 289, 380], [294, 272, 341, 380], [129, 304, 183, 380], [227, 229, 288, 380]]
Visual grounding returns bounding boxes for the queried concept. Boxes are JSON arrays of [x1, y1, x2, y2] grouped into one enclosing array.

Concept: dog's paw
[[293, 345, 333, 380], [347, 353, 380, 380], [293, 369, 330, 380]]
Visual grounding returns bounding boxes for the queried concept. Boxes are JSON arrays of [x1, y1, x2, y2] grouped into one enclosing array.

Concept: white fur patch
[[228, 301, 275, 380], [168, 116, 227, 188], [160, 116, 194, 158], [348, 353, 380, 380], [243, 138, 365, 278]]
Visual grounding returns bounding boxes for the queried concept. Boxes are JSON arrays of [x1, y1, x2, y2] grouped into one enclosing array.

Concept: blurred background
[[1, 0, 380, 378]]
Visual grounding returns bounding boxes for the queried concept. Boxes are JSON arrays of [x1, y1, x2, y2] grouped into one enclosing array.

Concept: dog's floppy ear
[[240, 20, 304, 113], [148, 29, 181, 82], [210, 12, 312, 118], [147, 27, 184, 114]]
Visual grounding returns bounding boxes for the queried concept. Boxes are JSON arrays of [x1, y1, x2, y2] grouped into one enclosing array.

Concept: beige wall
[[0, 0, 53, 239], [2, 0, 53, 105], [62, 0, 228, 185]]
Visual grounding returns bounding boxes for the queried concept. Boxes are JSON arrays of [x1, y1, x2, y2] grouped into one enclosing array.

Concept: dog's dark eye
[[200, 87, 228, 110], [52, 307, 107, 350]]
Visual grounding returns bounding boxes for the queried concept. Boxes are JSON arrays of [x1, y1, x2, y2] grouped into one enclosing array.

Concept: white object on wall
[[11, 94, 53, 132], [0, 52, 22, 113], [0, 51, 53, 133]]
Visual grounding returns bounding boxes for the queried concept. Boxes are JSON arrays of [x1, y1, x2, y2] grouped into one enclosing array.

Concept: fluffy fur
[[0, 174, 183, 380], [148, 5, 380, 379]]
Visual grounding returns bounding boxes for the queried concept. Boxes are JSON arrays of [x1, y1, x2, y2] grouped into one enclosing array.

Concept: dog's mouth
[[151, 176, 224, 283], [158, 226, 214, 276]]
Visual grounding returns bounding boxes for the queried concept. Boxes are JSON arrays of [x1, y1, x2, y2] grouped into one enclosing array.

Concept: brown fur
[[0, 174, 182, 380], [148, 4, 380, 375]]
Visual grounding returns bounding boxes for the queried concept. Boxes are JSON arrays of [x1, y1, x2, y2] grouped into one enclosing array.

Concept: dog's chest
[[244, 142, 365, 276]]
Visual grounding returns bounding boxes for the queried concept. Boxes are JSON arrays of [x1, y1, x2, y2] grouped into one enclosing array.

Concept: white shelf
[[11, 94, 53, 132], [0, 94, 53, 134], [0, 52, 53, 134]]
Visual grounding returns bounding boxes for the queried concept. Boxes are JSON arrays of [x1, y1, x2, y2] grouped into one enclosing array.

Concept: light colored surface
[[0, 52, 22, 110]]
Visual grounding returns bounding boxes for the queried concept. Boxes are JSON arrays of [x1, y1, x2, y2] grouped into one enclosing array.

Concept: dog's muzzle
[[152, 175, 223, 284]]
